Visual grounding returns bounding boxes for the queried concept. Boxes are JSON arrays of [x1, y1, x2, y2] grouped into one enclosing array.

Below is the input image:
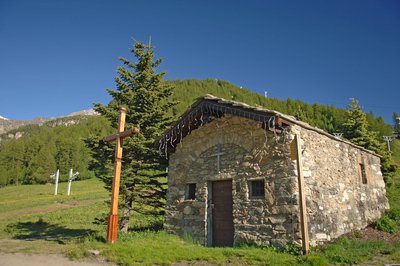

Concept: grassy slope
[[388, 139, 400, 211], [0, 178, 108, 239], [0, 179, 109, 255], [1, 178, 400, 265], [0, 178, 107, 213]]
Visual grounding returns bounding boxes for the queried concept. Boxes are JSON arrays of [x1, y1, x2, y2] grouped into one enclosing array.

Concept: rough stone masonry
[[163, 96, 389, 248]]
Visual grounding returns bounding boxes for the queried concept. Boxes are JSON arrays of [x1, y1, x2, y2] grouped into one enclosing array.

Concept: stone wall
[[165, 115, 301, 247], [291, 125, 389, 245], [164, 114, 389, 248]]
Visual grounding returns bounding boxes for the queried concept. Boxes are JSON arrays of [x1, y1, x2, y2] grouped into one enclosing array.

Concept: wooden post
[[291, 133, 310, 255], [104, 107, 139, 244]]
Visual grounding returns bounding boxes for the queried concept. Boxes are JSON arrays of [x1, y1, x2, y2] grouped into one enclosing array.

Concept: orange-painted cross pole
[[104, 107, 139, 243]]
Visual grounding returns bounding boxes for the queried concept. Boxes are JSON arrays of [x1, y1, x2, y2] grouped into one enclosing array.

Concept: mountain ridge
[[0, 109, 98, 136], [0, 79, 394, 138]]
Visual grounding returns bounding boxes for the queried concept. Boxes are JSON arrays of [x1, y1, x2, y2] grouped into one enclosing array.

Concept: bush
[[387, 209, 400, 224], [376, 216, 398, 234], [281, 242, 301, 255]]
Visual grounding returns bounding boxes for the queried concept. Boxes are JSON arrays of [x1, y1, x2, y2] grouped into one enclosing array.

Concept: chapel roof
[[159, 94, 380, 157]]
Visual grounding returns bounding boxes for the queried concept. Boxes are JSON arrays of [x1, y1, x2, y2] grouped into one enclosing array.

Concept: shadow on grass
[[128, 219, 164, 232], [6, 219, 95, 244], [95, 213, 164, 233]]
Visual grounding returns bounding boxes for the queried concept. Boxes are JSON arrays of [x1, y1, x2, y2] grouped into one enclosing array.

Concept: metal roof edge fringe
[[161, 94, 382, 158]]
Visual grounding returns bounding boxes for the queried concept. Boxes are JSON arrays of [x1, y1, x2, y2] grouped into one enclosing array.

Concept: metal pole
[[54, 169, 59, 195], [67, 168, 72, 196], [383, 136, 393, 152], [333, 133, 343, 138]]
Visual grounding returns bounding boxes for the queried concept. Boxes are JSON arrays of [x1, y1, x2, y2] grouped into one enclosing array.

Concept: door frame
[[207, 179, 234, 247], [207, 181, 213, 247]]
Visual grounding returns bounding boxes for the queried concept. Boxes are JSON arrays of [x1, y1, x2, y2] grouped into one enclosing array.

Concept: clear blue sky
[[0, 0, 399, 124]]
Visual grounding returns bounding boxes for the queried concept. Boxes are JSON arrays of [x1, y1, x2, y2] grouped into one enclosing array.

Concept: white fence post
[[54, 169, 59, 195], [67, 168, 72, 196], [67, 169, 79, 196]]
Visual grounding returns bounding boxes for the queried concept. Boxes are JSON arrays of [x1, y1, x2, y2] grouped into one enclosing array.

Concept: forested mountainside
[[169, 79, 393, 136], [0, 116, 113, 186], [0, 79, 395, 186], [0, 117, 47, 135]]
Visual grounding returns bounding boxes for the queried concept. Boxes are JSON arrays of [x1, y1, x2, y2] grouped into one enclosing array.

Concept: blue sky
[[0, 0, 399, 124]]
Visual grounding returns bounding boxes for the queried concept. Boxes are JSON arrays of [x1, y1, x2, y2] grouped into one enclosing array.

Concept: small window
[[185, 183, 196, 200], [249, 179, 265, 199], [359, 163, 367, 184]]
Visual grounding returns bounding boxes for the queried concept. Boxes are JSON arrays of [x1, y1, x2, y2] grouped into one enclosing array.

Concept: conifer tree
[[86, 41, 176, 232], [341, 98, 383, 153], [341, 98, 396, 182]]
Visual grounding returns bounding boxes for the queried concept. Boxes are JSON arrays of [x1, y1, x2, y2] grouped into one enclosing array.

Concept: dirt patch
[[344, 226, 400, 242], [0, 253, 114, 266], [0, 238, 66, 254]]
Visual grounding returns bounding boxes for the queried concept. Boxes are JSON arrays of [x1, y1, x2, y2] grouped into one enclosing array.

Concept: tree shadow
[[6, 219, 95, 244], [95, 213, 164, 233], [128, 220, 164, 232]]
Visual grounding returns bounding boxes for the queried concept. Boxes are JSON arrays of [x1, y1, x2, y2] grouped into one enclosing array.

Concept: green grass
[[64, 230, 400, 266], [313, 238, 400, 265], [1, 177, 400, 265], [3, 202, 108, 240], [69, 231, 301, 266], [388, 139, 400, 211], [381, 139, 400, 233], [0, 178, 108, 240], [0, 178, 108, 213]]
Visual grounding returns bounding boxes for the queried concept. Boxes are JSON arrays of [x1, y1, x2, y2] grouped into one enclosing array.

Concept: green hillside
[[0, 116, 113, 186], [388, 138, 400, 210], [170, 79, 393, 136], [0, 79, 396, 187]]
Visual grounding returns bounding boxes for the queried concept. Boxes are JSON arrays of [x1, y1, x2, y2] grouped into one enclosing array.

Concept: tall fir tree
[[341, 98, 383, 153], [86, 41, 176, 232], [341, 98, 396, 182]]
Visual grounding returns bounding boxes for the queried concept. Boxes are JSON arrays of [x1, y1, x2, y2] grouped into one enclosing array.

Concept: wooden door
[[212, 180, 234, 246]]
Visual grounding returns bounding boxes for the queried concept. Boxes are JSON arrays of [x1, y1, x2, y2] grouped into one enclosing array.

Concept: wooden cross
[[104, 107, 139, 244], [210, 144, 225, 173]]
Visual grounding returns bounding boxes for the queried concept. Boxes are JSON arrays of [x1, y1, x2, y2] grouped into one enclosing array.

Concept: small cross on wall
[[210, 144, 225, 173]]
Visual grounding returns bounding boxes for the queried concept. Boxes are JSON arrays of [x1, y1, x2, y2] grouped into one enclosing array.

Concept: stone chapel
[[160, 95, 389, 249]]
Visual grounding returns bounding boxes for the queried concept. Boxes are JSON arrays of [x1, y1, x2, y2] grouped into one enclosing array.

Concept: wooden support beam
[[291, 133, 310, 255]]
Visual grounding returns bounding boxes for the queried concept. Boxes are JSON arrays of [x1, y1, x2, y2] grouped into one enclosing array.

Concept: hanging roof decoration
[[158, 94, 380, 158]]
